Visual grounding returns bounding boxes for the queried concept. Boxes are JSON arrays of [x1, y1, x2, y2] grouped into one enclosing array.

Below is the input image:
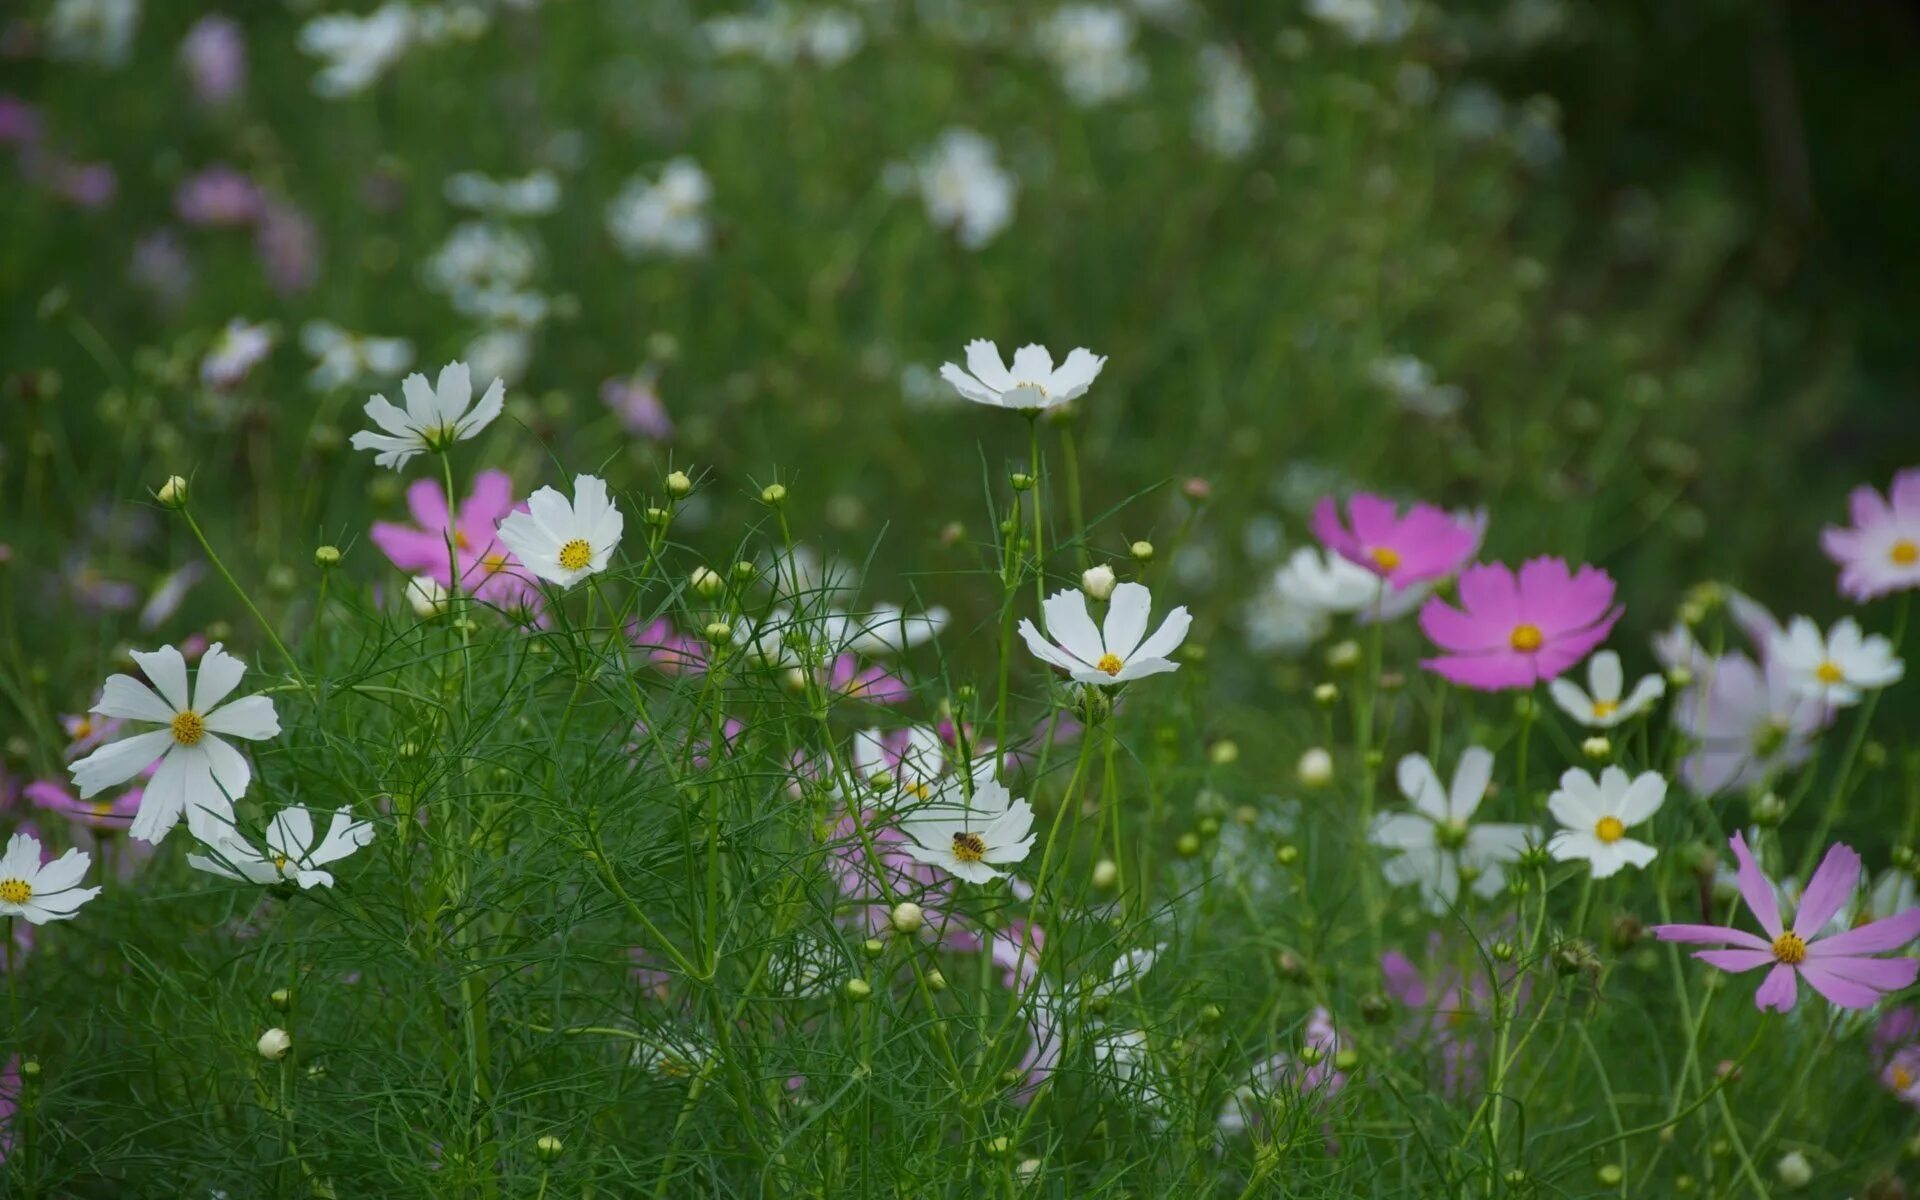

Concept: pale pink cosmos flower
[[369, 470, 536, 612], [1418, 557, 1622, 691], [180, 15, 246, 106], [175, 164, 262, 227], [1821, 467, 1920, 602], [1654, 832, 1920, 1013], [1671, 652, 1827, 795], [600, 373, 674, 441], [1309, 492, 1480, 589], [629, 618, 711, 674]]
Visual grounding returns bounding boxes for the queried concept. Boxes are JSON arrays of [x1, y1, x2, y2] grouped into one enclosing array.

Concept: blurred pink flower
[[180, 15, 246, 105], [629, 618, 711, 674], [175, 164, 262, 226], [1310, 492, 1479, 589], [1655, 832, 1920, 1013], [1671, 652, 1827, 795], [1821, 467, 1920, 602], [370, 470, 536, 611], [256, 201, 320, 295], [1418, 557, 1622, 691], [601, 373, 674, 441]]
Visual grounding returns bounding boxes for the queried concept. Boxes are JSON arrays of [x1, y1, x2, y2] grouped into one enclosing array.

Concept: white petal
[[70, 728, 174, 798], [1447, 747, 1495, 821], [192, 643, 249, 712], [131, 645, 191, 711], [1101, 582, 1153, 661], [93, 674, 176, 724], [203, 695, 279, 740], [963, 339, 1014, 392], [1041, 589, 1104, 664], [1588, 651, 1623, 703]]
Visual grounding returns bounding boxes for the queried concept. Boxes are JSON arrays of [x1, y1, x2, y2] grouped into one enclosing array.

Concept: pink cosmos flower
[[1671, 652, 1827, 795], [256, 201, 320, 295], [1654, 832, 1920, 1012], [1310, 492, 1480, 589], [369, 470, 535, 611], [180, 15, 246, 106], [1381, 932, 1517, 1098], [1418, 557, 1622, 690], [175, 164, 262, 227], [1821, 467, 1920, 602], [826, 655, 909, 705], [26, 776, 140, 831], [827, 810, 977, 949]]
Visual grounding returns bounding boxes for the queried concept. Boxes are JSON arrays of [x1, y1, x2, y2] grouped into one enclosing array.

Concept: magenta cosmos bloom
[[1655, 832, 1920, 1013], [1822, 467, 1920, 602], [370, 470, 534, 610], [1310, 493, 1480, 589], [1418, 558, 1622, 691]]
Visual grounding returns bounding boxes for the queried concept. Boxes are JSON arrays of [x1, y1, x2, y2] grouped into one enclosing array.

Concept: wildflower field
[[6, 1, 1920, 1196]]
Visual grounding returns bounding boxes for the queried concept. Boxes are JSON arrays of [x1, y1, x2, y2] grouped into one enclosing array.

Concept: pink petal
[[1309, 497, 1358, 560], [1798, 959, 1911, 1009], [404, 476, 452, 534], [1791, 842, 1862, 937], [459, 468, 515, 531], [1418, 596, 1506, 656], [1809, 909, 1920, 958], [1345, 493, 1400, 546], [1891, 468, 1920, 519], [1693, 949, 1776, 973], [1522, 558, 1617, 638], [1421, 650, 1538, 692], [1529, 608, 1623, 681], [1753, 962, 1798, 1012], [1729, 831, 1784, 939], [1850, 482, 1893, 531], [1454, 563, 1521, 627], [369, 522, 454, 579], [1652, 924, 1771, 951], [1381, 950, 1426, 1007]]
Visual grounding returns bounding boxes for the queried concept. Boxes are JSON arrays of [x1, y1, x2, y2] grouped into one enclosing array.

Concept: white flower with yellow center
[[897, 777, 1035, 884], [1545, 766, 1665, 879], [1368, 748, 1532, 914], [940, 339, 1106, 412], [0, 832, 101, 925], [495, 474, 624, 590], [1546, 650, 1666, 729], [186, 805, 376, 890], [1019, 583, 1190, 687], [1769, 615, 1904, 708], [349, 360, 505, 471], [68, 643, 281, 844]]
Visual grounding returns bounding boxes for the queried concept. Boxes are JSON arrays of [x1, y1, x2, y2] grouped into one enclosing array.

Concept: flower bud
[[269, 987, 293, 1012], [1752, 791, 1786, 827], [760, 483, 788, 506], [536, 1134, 565, 1164], [702, 621, 733, 647], [1581, 736, 1611, 761], [156, 475, 189, 509], [644, 506, 671, 528], [690, 566, 724, 599], [889, 902, 924, 934], [1090, 859, 1119, 890], [1333, 1048, 1360, 1072], [730, 560, 758, 584], [1081, 564, 1117, 601], [1325, 640, 1362, 672], [1129, 540, 1154, 563], [665, 470, 693, 498], [1296, 748, 1334, 788], [1596, 1164, 1623, 1187], [1208, 740, 1239, 766], [1775, 1152, 1811, 1189], [926, 969, 948, 993], [1360, 994, 1391, 1025], [257, 1028, 292, 1061], [406, 575, 448, 618], [842, 978, 872, 1002], [1274, 844, 1299, 866], [314, 545, 342, 569], [862, 938, 885, 958], [1312, 682, 1339, 706], [1009, 472, 1033, 492], [1176, 832, 1202, 857]]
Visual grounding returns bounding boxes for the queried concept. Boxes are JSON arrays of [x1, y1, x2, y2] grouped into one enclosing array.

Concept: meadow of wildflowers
[[4, 1, 1920, 1196]]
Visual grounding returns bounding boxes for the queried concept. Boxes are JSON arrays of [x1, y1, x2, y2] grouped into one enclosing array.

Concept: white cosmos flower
[[349, 360, 505, 471], [1546, 650, 1665, 729], [606, 158, 713, 259], [1368, 748, 1532, 915], [1020, 583, 1190, 687], [0, 832, 101, 925], [187, 806, 376, 890], [1272, 546, 1427, 620], [495, 474, 624, 590], [1545, 766, 1665, 879], [68, 643, 281, 844], [1090, 944, 1164, 1000], [898, 777, 1036, 884], [909, 127, 1016, 250], [1769, 615, 1904, 707], [300, 320, 414, 392], [940, 340, 1106, 412]]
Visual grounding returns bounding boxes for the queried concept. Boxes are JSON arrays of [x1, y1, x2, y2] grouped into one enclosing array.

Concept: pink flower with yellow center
[[1417, 557, 1622, 691], [1309, 492, 1480, 590], [369, 469, 535, 611], [1821, 467, 1920, 602]]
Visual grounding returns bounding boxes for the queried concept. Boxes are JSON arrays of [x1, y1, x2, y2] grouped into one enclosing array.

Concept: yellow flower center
[[171, 710, 206, 746], [1510, 624, 1544, 652], [481, 553, 509, 576], [904, 781, 930, 801], [92, 801, 114, 819], [1815, 660, 1845, 685], [1771, 931, 1807, 966], [272, 854, 289, 871], [1367, 546, 1401, 572], [0, 878, 30, 904], [454, 530, 471, 550], [1591, 699, 1619, 720], [558, 539, 593, 571], [951, 831, 987, 863], [1593, 816, 1625, 843], [1095, 653, 1125, 676], [1893, 539, 1919, 566], [72, 717, 95, 739], [1896, 1064, 1916, 1091]]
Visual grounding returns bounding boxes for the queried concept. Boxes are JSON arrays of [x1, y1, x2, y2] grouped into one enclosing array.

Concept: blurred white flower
[[1242, 587, 1330, 656], [1547, 650, 1665, 729], [1369, 748, 1532, 914], [68, 644, 281, 844], [940, 339, 1106, 412], [47, 0, 141, 68], [462, 327, 536, 386], [1370, 354, 1464, 419], [1272, 547, 1426, 620], [907, 128, 1016, 250], [1770, 616, 1904, 708], [1306, 0, 1411, 44], [350, 360, 505, 470], [405, 575, 449, 617], [201, 319, 274, 391], [0, 832, 101, 925], [607, 159, 713, 259], [444, 169, 561, 217], [301, 321, 414, 392], [422, 221, 539, 307], [299, 4, 413, 97], [703, 5, 864, 68], [187, 806, 376, 890], [496, 474, 624, 589], [1193, 46, 1260, 160], [1035, 6, 1146, 107]]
